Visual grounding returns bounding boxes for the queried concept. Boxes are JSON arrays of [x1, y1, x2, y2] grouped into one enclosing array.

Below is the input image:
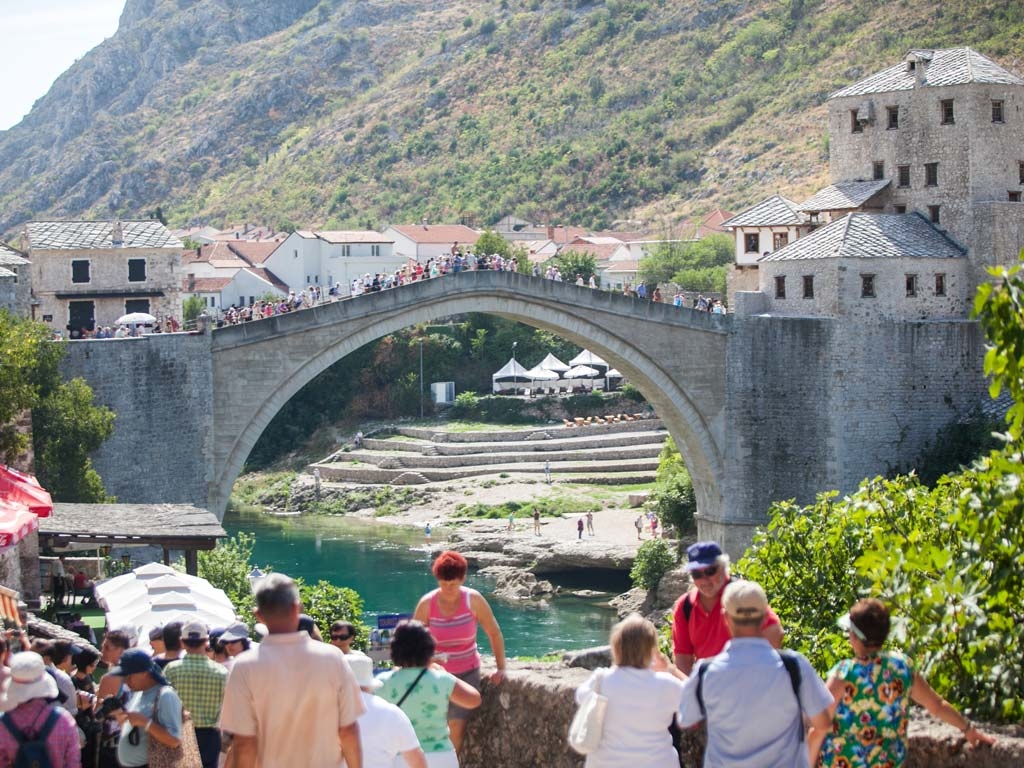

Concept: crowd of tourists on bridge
[[0, 544, 1000, 768]]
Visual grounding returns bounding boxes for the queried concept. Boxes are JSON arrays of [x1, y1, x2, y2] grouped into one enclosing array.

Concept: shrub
[[620, 382, 646, 402], [296, 579, 369, 649], [647, 438, 697, 538], [630, 538, 677, 591]]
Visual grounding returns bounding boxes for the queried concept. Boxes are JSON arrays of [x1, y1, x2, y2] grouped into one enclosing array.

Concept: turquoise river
[[224, 508, 626, 658]]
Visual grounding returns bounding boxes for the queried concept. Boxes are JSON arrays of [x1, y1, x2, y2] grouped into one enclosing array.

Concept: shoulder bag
[[148, 686, 203, 768], [567, 668, 609, 755]]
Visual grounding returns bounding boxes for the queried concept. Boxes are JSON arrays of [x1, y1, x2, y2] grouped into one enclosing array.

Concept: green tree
[[182, 295, 206, 325], [640, 234, 732, 292], [554, 251, 597, 283], [32, 378, 115, 502], [0, 310, 62, 462], [646, 437, 697, 539], [474, 230, 512, 258], [630, 538, 677, 591], [196, 532, 266, 624]]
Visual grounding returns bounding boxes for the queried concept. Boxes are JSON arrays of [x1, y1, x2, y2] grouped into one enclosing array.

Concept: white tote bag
[[567, 668, 608, 755]]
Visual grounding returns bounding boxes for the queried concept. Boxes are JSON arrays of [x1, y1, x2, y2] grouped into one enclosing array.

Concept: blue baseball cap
[[109, 648, 169, 686], [685, 541, 723, 571]]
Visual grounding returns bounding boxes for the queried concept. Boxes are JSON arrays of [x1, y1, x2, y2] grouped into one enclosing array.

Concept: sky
[[0, 0, 126, 130]]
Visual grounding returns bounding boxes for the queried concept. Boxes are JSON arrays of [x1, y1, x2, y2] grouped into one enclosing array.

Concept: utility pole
[[419, 338, 424, 418]]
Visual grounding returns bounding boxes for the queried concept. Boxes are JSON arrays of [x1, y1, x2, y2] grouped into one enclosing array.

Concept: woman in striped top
[[413, 550, 506, 757]]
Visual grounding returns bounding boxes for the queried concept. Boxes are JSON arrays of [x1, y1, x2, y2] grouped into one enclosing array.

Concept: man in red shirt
[[672, 541, 784, 675]]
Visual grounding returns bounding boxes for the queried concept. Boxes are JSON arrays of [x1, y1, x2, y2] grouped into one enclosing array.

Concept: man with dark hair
[[166, 620, 226, 768], [95, 629, 133, 766], [155, 622, 184, 669], [220, 573, 364, 768], [678, 581, 832, 767]]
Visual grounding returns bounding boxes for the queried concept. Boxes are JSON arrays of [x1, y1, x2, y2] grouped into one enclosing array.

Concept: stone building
[[727, 47, 1024, 316], [26, 220, 183, 337], [0, 242, 32, 317]]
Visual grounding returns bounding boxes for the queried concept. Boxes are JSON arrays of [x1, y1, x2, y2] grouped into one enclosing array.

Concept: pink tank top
[[428, 587, 480, 674]]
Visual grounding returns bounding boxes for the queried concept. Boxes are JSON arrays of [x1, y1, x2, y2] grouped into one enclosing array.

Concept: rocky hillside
[[0, 0, 1021, 237]]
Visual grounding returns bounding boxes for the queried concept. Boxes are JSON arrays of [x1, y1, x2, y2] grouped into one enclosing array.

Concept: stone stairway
[[311, 420, 667, 486]]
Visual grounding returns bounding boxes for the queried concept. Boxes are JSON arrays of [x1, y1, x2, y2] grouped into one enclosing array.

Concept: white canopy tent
[[492, 357, 532, 392], [569, 350, 609, 374], [523, 365, 559, 381], [536, 353, 570, 374]]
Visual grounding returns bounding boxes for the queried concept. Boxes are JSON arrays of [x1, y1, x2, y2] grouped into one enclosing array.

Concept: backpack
[[1, 706, 61, 768], [694, 649, 804, 743]]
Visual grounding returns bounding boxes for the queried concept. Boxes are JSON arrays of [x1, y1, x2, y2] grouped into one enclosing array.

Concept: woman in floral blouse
[[811, 598, 994, 767]]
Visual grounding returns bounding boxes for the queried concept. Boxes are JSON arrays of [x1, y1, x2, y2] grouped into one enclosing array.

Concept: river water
[[223, 508, 625, 658]]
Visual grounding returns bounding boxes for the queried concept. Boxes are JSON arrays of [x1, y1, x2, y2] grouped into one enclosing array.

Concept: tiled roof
[[185, 277, 232, 292], [388, 224, 480, 244], [797, 179, 890, 212], [184, 241, 281, 267], [0, 243, 29, 266], [27, 220, 181, 250], [317, 231, 394, 245], [0, 266, 15, 279], [759, 213, 965, 262], [603, 260, 640, 274], [830, 47, 1024, 99], [559, 241, 621, 260], [722, 196, 804, 227], [243, 267, 289, 292]]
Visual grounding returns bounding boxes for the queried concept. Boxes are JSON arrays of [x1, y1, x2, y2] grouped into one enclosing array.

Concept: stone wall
[[58, 333, 214, 508], [717, 314, 987, 550], [460, 662, 1024, 767]]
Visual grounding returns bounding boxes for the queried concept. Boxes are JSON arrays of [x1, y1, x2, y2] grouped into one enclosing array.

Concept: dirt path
[[357, 475, 656, 552]]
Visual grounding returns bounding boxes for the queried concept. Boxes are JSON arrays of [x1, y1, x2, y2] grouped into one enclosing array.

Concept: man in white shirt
[[220, 574, 364, 768]]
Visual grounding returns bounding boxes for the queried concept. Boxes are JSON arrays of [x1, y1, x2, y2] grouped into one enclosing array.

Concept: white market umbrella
[[565, 365, 600, 378], [116, 312, 157, 325], [523, 365, 558, 381], [106, 590, 236, 641], [99, 573, 233, 614], [95, 562, 177, 603], [606, 368, 623, 378], [536, 353, 570, 374]]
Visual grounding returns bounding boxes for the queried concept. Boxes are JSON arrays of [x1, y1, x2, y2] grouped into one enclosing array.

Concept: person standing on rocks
[[544, 460, 551, 483], [533, 509, 541, 536], [586, 511, 594, 536], [577, 517, 584, 540], [635, 515, 644, 540]]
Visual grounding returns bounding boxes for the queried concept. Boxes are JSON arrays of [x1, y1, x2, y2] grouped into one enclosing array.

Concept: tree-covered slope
[[0, 0, 1020, 237]]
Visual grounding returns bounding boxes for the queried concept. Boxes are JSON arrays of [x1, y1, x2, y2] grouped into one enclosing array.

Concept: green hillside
[[0, 0, 1021, 236]]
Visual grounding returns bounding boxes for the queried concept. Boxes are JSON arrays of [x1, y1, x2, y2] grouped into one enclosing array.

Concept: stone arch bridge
[[59, 271, 987, 556]]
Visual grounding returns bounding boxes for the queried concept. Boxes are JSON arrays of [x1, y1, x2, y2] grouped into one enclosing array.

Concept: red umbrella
[[0, 499, 39, 549], [0, 466, 53, 518]]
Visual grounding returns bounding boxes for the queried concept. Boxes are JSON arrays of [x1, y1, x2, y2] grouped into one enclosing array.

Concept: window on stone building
[[773, 232, 788, 250], [1010, 191, 1022, 202], [873, 161, 885, 180], [895, 205, 907, 214], [775, 275, 786, 299], [992, 100, 1004, 123], [897, 165, 910, 188], [71, 259, 90, 284], [127, 258, 146, 282], [935, 273, 946, 296], [861, 274, 876, 299], [928, 205, 941, 224], [1019, 161, 1024, 185], [850, 110, 863, 134], [925, 162, 939, 187], [940, 99, 955, 125], [371, 244, 381, 258], [124, 299, 150, 315], [887, 106, 899, 129], [803, 275, 814, 299], [744, 233, 759, 253], [906, 274, 918, 297], [341, 245, 351, 257]]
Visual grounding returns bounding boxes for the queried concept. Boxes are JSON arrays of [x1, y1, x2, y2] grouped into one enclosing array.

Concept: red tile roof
[[388, 224, 480, 245]]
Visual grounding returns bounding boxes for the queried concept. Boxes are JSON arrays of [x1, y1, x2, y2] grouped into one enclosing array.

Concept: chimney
[[111, 220, 124, 247], [547, 225, 554, 240], [187, 273, 195, 291]]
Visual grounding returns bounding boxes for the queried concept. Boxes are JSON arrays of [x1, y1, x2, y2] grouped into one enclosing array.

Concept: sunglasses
[[691, 565, 719, 580], [331, 634, 352, 641]]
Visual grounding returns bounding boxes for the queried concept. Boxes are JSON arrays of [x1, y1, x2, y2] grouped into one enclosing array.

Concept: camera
[[97, 697, 123, 717]]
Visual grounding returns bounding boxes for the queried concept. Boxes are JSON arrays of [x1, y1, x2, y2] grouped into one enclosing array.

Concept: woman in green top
[[377, 620, 481, 768], [811, 599, 995, 767]]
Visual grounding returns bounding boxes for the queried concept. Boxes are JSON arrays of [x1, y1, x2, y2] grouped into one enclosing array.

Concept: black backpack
[[695, 649, 805, 742], [1, 706, 61, 768]]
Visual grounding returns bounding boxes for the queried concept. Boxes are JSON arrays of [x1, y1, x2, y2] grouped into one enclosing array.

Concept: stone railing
[[458, 661, 1024, 768]]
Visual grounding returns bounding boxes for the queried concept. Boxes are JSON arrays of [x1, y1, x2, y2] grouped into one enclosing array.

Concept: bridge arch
[[210, 272, 730, 527]]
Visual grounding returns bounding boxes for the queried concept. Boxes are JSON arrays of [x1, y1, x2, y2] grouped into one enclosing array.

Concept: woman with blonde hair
[[574, 613, 687, 767]]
